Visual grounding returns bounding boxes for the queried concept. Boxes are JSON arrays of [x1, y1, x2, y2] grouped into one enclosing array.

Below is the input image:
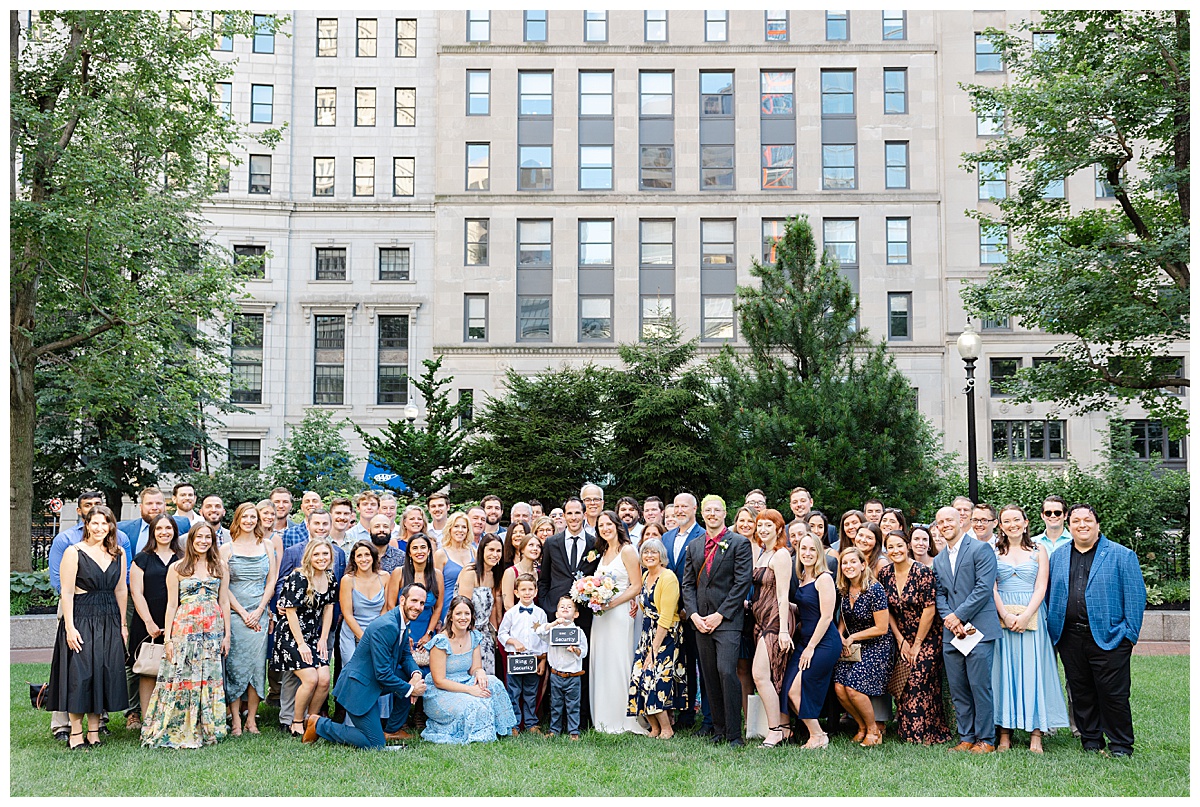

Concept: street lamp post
[[956, 323, 983, 503], [404, 403, 418, 425]]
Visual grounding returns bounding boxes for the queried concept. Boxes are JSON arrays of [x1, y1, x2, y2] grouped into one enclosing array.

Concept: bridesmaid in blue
[[782, 532, 842, 748], [434, 513, 475, 625], [832, 546, 894, 748], [388, 533, 444, 661], [991, 504, 1069, 753], [421, 596, 517, 744]]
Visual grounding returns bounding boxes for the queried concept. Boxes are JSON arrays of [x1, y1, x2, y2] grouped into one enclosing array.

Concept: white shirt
[[498, 602, 549, 656], [945, 538, 963, 576], [535, 621, 588, 673], [628, 522, 644, 548], [672, 522, 697, 565], [427, 525, 445, 547], [565, 531, 587, 567]]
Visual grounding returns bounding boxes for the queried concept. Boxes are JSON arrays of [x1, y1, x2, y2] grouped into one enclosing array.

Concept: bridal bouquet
[[571, 574, 618, 613]]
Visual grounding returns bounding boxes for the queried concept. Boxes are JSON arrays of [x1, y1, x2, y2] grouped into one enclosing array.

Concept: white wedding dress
[[588, 551, 647, 734]]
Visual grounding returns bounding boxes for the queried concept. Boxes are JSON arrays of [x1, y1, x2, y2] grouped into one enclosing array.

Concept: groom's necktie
[[569, 535, 579, 570]]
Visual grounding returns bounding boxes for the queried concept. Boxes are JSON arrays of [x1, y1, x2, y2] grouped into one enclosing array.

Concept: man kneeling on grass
[[303, 584, 427, 749]]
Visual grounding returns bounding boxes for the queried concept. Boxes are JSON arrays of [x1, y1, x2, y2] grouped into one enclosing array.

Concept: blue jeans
[[506, 672, 539, 729], [548, 673, 582, 735]]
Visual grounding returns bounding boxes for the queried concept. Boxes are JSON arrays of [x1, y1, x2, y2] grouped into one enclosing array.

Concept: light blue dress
[[439, 550, 475, 623], [338, 582, 390, 720], [992, 558, 1070, 732], [224, 552, 270, 702], [421, 630, 517, 744]]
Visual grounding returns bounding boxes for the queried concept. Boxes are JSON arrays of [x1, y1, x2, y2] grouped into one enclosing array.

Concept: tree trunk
[[10, 288, 36, 573]]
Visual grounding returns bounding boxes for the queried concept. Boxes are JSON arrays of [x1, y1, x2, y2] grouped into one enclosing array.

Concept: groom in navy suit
[[304, 584, 428, 748]]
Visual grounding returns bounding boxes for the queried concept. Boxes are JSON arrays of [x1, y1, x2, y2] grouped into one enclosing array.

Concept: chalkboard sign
[[550, 626, 581, 647], [507, 653, 538, 675]]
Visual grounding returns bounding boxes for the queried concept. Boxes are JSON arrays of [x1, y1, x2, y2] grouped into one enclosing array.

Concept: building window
[[884, 141, 909, 189], [252, 14, 274, 53], [702, 296, 735, 340], [1121, 420, 1185, 462], [993, 419, 1065, 461], [354, 157, 375, 196], [640, 220, 674, 266], [1032, 31, 1059, 52], [518, 296, 551, 341], [316, 18, 337, 56], [524, 11, 547, 42], [705, 11, 728, 42], [579, 219, 613, 266], [313, 315, 345, 406], [233, 244, 266, 279], [826, 10, 849, 41], [640, 147, 673, 190], [467, 11, 489, 42], [977, 107, 1004, 136], [765, 10, 788, 41], [580, 297, 613, 341], [702, 219, 736, 267], [250, 84, 273, 123], [645, 10, 667, 42], [883, 68, 907, 114], [886, 218, 910, 264], [823, 219, 858, 266], [377, 315, 409, 405], [466, 143, 490, 191], [584, 10, 607, 42], [396, 18, 417, 57], [392, 157, 414, 197], [822, 144, 856, 190], [464, 295, 488, 341], [210, 154, 230, 193], [315, 87, 336, 126], [467, 70, 490, 115], [580, 146, 613, 190], [465, 219, 489, 265], [213, 83, 232, 119], [1042, 172, 1066, 200], [315, 247, 347, 280], [356, 18, 377, 57], [394, 88, 416, 126], [980, 224, 1008, 264], [356, 88, 376, 126], [228, 439, 262, 470], [518, 146, 553, 190], [231, 314, 264, 404], [701, 146, 734, 190], [518, 220, 552, 266], [379, 248, 410, 281], [640, 71, 673, 116], [762, 218, 785, 263], [213, 13, 233, 51], [989, 357, 1020, 396], [758, 145, 796, 189], [882, 10, 906, 40], [979, 161, 1007, 200], [976, 33, 1003, 72], [579, 71, 613, 116], [641, 297, 674, 340], [519, 72, 553, 116], [982, 314, 1011, 330], [458, 389, 474, 427], [701, 72, 734, 117], [760, 71, 794, 117], [1095, 165, 1116, 198], [820, 70, 855, 115], [248, 154, 271, 194], [313, 157, 334, 197], [887, 292, 912, 340]]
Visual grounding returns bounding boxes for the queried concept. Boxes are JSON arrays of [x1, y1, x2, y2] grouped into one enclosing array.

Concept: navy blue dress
[[832, 582, 894, 697], [782, 578, 842, 718]]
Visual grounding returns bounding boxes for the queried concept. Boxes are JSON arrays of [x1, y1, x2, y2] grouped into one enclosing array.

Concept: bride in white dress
[[588, 510, 647, 734]]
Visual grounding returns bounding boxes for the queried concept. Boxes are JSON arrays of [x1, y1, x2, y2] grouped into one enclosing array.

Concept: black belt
[[1066, 622, 1091, 632]]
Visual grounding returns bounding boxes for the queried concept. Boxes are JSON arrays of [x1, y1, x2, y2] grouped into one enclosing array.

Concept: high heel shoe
[[290, 720, 305, 738], [761, 725, 787, 748], [803, 731, 830, 750], [68, 731, 89, 751], [851, 727, 867, 744], [861, 731, 882, 747]]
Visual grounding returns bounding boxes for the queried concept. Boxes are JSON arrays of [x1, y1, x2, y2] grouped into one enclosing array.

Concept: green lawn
[[9, 657, 1190, 797]]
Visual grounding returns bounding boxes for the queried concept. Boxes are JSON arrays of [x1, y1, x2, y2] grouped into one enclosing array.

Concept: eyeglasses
[[971, 517, 995, 524], [1042, 509, 1064, 517], [582, 497, 603, 504]]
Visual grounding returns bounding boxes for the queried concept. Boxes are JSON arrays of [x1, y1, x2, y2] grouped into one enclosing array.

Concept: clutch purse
[[410, 636, 431, 667], [132, 636, 165, 675], [1003, 603, 1039, 631], [842, 643, 862, 663]]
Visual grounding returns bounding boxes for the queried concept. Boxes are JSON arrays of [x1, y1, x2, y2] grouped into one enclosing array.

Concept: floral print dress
[[627, 572, 686, 718]]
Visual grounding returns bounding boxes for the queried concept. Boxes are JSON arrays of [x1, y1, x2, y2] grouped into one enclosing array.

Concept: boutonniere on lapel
[[718, 540, 729, 551], [585, 550, 598, 563]]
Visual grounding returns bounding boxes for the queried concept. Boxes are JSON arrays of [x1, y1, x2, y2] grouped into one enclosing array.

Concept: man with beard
[[481, 495, 507, 538], [369, 514, 406, 574]]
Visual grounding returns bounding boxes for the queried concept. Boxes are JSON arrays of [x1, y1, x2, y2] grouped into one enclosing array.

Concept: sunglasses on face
[[1042, 509, 1064, 517]]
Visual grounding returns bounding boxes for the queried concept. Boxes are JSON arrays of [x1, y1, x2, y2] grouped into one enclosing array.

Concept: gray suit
[[932, 535, 1000, 746]]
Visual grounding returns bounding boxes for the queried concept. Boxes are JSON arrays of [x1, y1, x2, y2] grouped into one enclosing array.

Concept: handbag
[[132, 636, 165, 675], [841, 643, 862, 663], [887, 656, 912, 699], [409, 636, 431, 667], [1003, 603, 1039, 631], [28, 682, 50, 711]]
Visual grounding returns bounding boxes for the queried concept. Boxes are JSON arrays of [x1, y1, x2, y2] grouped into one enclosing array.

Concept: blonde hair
[[835, 546, 875, 596], [794, 533, 832, 583], [443, 512, 471, 548], [299, 539, 335, 606]]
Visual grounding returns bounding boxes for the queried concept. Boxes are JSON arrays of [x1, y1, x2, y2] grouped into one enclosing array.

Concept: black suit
[[538, 529, 599, 727], [681, 528, 753, 743]]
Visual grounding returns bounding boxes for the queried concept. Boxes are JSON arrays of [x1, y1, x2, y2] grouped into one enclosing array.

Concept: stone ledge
[[1137, 610, 1189, 643], [9, 615, 58, 649]]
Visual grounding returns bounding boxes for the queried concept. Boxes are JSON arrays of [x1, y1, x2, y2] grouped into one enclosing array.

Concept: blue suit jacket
[[1046, 535, 1146, 650], [932, 536, 1001, 642], [118, 516, 191, 556], [332, 607, 421, 715], [663, 522, 705, 580]]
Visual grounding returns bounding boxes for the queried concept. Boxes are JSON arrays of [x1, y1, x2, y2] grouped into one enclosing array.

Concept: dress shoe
[[694, 725, 715, 738], [125, 713, 142, 731], [302, 715, 320, 744], [53, 729, 70, 743], [1110, 749, 1133, 758], [971, 742, 996, 754], [727, 738, 745, 748], [949, 741, 976, 752], [385, 729, 414, 742]]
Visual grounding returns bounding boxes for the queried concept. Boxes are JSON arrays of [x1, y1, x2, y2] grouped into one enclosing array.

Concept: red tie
[[704, 530, 723, 575]]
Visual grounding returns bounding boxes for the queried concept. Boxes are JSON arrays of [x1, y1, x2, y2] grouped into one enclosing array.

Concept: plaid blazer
[[1047, 535, 1146, 650]]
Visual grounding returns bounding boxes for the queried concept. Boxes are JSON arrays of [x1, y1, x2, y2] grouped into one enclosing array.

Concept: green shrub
[[1158, 578, 1190, 605], [10, 570, 58, 615]]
